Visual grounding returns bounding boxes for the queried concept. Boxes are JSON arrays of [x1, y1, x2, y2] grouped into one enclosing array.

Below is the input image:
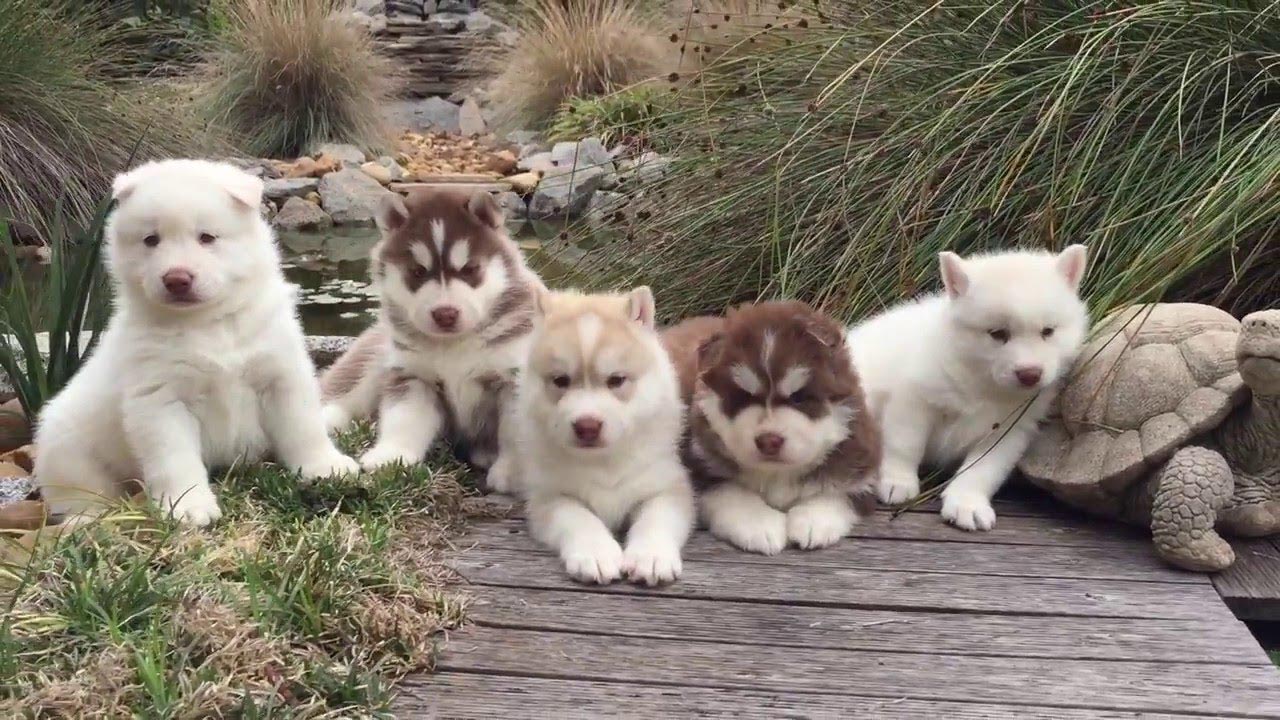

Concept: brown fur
[[320, 326, 386, 401], [662, 300, 881, 511]]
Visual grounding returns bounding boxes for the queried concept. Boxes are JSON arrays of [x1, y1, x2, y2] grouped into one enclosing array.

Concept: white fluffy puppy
[[35, 159, 358, 526], [515, 287, 695, 586]]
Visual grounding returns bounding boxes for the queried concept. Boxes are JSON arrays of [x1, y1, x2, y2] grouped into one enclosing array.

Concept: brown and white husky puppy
[[320, 188, 542, 491], [515, 287, 695, 586], [664, 301, 881, 555]]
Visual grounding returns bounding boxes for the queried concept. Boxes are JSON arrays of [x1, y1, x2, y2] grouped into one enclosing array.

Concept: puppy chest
[[927, 404, 1018, 464], [182, 359, 272, 462]]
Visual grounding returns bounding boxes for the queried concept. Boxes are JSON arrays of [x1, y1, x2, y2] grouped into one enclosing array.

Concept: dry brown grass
[[197, 0, 399, 158], [481, 0, 678, 132]]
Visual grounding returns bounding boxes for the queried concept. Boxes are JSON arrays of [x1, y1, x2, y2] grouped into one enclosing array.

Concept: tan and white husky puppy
[[514, 287, 695, 586], [320, 188, 541, 491]]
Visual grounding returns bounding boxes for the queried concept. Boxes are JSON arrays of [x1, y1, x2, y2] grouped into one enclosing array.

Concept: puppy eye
[[606, 374, 628, 389], [787, 390, 809, 404], [143, 234, 160, 247], [551, 374, 570, 389], [988, 328, 1010, 343], [1041, 327, 1055, 339], [411, 265, 428, 280], [460, 263, 481, 278], [198, 232, 217, 245]]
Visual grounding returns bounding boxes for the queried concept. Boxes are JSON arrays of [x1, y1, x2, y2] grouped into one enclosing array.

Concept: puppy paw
[[483, 455, 519, 496], [297, 450, 360, 481], [877, 471, 921, 505], [715, 506, 787, 555], [321, 404, 351, 435], [359, 445, 419, 471], [562, 539, 624, 585], [941, 489, 997, 531], [787, 502, 853, 550], [622, 541, 683, 586], [158, 485, 222, 527]]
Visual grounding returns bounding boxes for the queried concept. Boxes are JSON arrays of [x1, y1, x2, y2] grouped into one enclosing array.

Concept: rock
[[306, 336, 355, 369], [427, 13, 466, 32], [389, 97, 461, 134], [353, 0, 383, 13], [463, 10, 500, 35], [458, 97, 486, 136], [486, 149, 518, 175], [495, 191, 528, 220], [312, 154, 343, 176], [529, 165, 609, 219], [305, 191, 323, 205], [272, 197, 334, 232], [360, 161, 394, 185], [0, 401, 30, 454], [518, 143, 546, 160], [506, 171, 541, 195], [551, 137, 614, 173], [263, 177, 320, 201], [318, 168, 393, 225], [518, 151, 555, 174], [438, 0, 475, 12], [260, 199, 277, 220], [313, 143, 366, 166], [0, 499, 45, 530], [586, 191, 627, 222], [283, 156, 321, 178], [618, 151, 672, 186], [506, 130, 540, 146]]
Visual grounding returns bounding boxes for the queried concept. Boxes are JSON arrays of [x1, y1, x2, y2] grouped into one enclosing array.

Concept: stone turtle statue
[[1018, 303, 1280, 571]]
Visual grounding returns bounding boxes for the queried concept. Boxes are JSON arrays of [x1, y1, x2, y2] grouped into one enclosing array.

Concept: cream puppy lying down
[[35, 159, 358, 526]]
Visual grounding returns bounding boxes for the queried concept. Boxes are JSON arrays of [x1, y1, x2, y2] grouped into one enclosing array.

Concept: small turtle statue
[[1018, 303, 1280, 572]]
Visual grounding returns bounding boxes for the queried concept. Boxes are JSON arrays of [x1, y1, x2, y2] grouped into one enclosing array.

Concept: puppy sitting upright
[[849, 246, 1090, 531], [664, 301, 881, 555], [515, 287, 694, 586], [320, 189, 541, 490], [35, 159, 358, 526]]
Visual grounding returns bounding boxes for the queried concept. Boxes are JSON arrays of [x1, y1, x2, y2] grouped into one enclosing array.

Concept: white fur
[[35, 159, 357, 526], [514, 296, 695, 586], [848, 246, 1089, 531]]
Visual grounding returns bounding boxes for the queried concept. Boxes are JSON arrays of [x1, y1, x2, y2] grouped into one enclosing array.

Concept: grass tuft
[[581, 1, 1280, 322], [196, 0, 398, 159], [0, 424, 472, 717], [481, 0, 678, 132]]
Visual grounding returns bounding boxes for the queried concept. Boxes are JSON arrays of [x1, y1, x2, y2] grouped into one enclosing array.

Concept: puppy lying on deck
[[663, 301, 881, 555], [35, 159, 358, 526], [514, 287, 695, 586]]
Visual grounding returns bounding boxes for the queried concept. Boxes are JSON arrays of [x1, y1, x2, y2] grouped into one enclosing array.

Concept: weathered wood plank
[[469, 519, 1205, 583], [402, 673, 1246, 720], [465, 585, 1266, 664], [452, 547, 1231, 620], [1213, 539, 1280, 621], [431, 627, 1280, 717]]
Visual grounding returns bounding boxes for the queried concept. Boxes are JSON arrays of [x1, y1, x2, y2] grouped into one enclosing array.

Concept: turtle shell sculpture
[[1018, 303, 1280, 572]]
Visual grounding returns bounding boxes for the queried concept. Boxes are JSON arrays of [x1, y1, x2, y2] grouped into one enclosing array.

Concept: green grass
[[579, 0, 1280, 323], [0, 424, 475, 717], [548, 85, 678, 150]]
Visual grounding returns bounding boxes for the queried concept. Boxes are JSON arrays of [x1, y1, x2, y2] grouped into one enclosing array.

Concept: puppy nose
[[431, 306, 460, 330], [162, 269, 194, 295], [1015, 367, 1043, 387], [755, 432, 785, 456], [572, 417, 604, 443]]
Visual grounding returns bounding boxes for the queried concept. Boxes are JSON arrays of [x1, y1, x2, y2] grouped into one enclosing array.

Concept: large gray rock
[[529, 165, 609, 219], [495, 191, 528, 220], [585, 191, 627, 223], [313, 143, 366, 166], [385, 97, 461, 134], [263, 177, 320, 202], [507, 130, 541, 147], [353, 0, 383, 13], [551, 137, 614, 173], [518, 151, 555, 173], [618, 151, 672, 186], [458, 97, 487, 136], [318, 168, 393, 225], [273, 197, 334, 232]]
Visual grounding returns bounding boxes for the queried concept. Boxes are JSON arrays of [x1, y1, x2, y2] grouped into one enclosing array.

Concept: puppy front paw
[[359, 445, 420, 471], [483, 454, 519, 496], [787, 502, 854, 550], [714, 505, 787, 555], [622, 541, 683, 586], [562, 539, 624, 585], [321, 404, 351, 435], [877, 471, 921, 505], [157, 484, 222, 527], [297, 450, 360, 481], [941, 488, 997, 531]]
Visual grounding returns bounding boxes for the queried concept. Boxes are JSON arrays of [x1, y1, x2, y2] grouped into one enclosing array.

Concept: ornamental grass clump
[[584, 1, 1280, 322]]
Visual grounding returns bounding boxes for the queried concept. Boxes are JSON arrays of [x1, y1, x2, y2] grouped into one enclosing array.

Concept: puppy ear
[[1056, 244, 1088, 291], [377, 193, 410, 233], [111, 164, 149, 204], [696, 332, 725, 368], [626, 286, 656, 330], [466, 190, 503, 229], [938, 251, 969, 299], [216, 167, 265, 209], [805, 316, 845, 348]]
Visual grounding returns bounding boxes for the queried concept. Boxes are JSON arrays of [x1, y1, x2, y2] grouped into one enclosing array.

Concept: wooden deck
[[396, 496, 1280, 719]]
